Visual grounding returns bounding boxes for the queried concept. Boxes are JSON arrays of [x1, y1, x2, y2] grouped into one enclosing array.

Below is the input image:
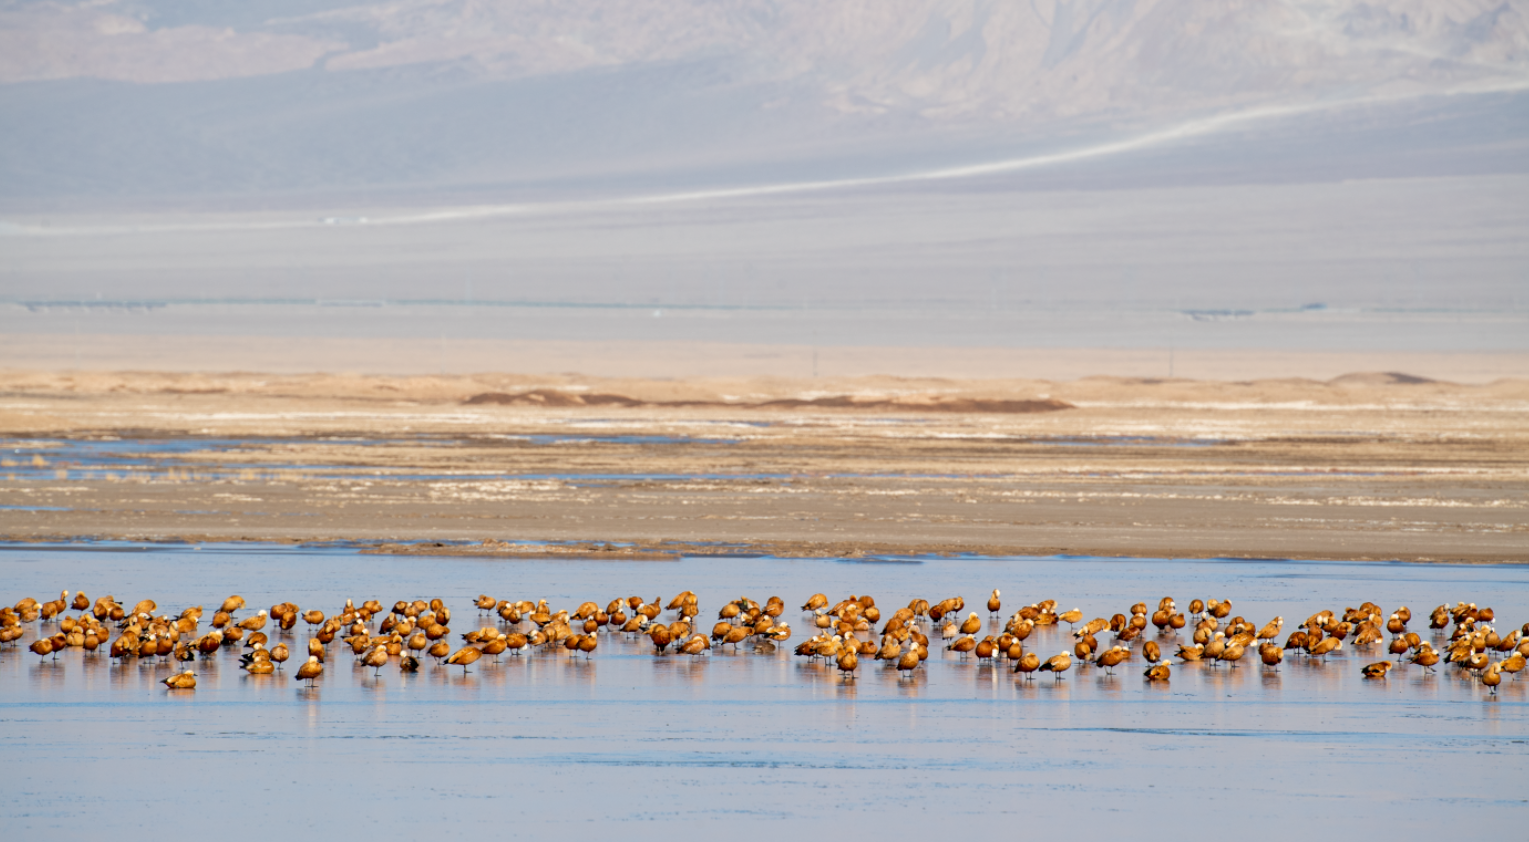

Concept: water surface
[[0, 545, 1524, 835]]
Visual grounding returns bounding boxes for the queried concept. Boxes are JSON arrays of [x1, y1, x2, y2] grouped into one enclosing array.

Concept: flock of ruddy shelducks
[[2, 588, 1523, 695]]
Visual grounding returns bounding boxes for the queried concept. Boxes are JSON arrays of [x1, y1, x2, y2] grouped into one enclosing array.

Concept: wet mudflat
[[1, 545, 1525, 835], [5, 376, 1529, 563]]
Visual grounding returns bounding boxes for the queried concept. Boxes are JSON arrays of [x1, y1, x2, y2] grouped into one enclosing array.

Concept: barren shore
[[2, 368, 1526, 563]]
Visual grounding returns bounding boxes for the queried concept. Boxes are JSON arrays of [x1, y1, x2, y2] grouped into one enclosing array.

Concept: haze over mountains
[[1, 1, 1526, 373], [2, 0, 1526, 201]]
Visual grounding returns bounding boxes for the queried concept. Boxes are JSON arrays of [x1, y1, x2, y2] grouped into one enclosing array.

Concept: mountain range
[[2, 0, 1526, 204]]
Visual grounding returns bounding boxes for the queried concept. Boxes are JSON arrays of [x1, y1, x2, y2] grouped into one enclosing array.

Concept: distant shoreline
[[0, 537, 1520, 566], [2, 337, 1528, 382]]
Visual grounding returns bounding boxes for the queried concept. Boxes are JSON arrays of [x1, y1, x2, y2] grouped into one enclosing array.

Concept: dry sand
[[1, 368, 1525, 563], [5, 333, 1529, 383]]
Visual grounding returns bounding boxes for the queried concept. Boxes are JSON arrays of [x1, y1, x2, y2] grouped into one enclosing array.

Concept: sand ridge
[[4, 368, 1528, 411]]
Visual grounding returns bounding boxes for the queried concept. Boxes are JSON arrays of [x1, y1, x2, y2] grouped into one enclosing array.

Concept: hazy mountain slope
[[0, 0, 1526, 203]]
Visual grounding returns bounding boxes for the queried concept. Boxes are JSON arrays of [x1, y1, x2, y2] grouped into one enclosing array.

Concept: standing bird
[[1040, 652, 1072, 681], [1499, 652, 1525, 679], [1409, 645, 1440, 673], [837, 649, 859, 680], [40, 591, 68, 622], [1204, 633, 1227, 664], [577, 630, 599, 659], [987, 590, 1002, 616], [1014, 651, 1040, 680], [295, 655, 324, 686], [506, 633, 531, 657], [408, 632, 429, 658], [1260, 645, 1284, 670], [482, 634, 509, 661], [959, 612, 982, 636], [1095, 645, 1129, 675], [649, 625, 673, 655], [1482, 663, 1502, 695], [1307, 638, 1342, 660], [362, 646, 389, 676], [721, 625, 751, 650], [1219, 642, 1247, 669], [947, 636, 977, 657], [445, 646, 482, 674], [1058, 608, 1083, 630]]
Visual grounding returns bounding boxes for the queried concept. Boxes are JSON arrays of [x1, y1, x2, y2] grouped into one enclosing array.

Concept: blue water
[[0, 434, 742, 483], [0, 544, 1523, 836], [0, 434, 1381, 486], [496, 434, 741, 445], [1025, 435, 1224, 447]]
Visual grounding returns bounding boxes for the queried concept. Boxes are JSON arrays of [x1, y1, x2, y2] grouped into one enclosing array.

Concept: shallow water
[[1, 435, 1394, 491], [2, 433, 744, 480], [1, 545, 1525, 835], [1023, 435, 1223, 447]]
